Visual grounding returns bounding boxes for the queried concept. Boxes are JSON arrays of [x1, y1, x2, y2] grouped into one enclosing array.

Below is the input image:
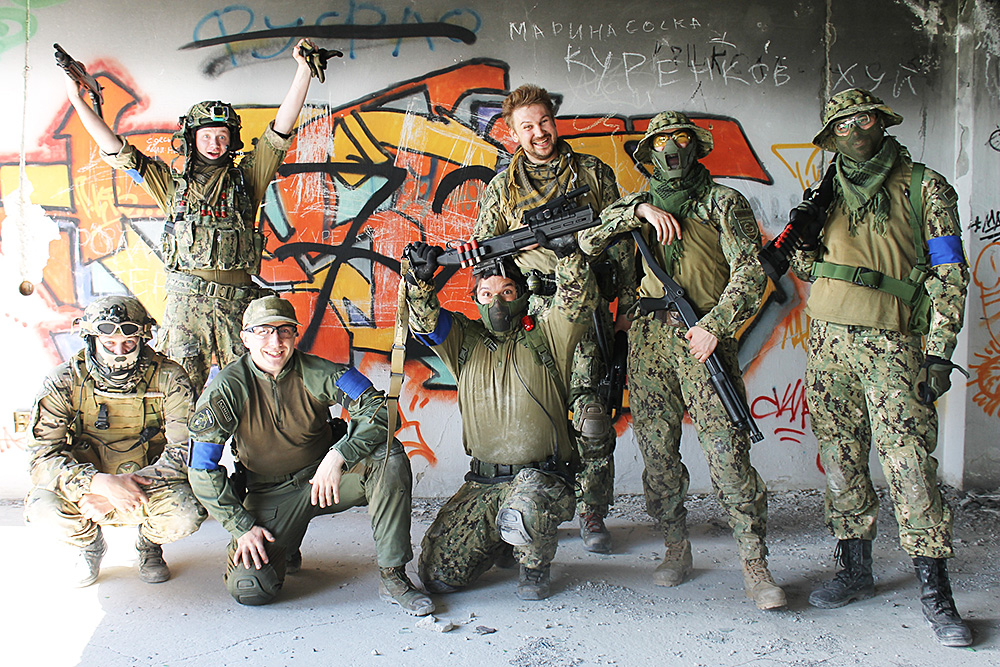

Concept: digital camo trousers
[[805, 320, 953, 558], [418, 468, 575, 589], [24, 478, 206, 548], [627, 316, 768, 561]]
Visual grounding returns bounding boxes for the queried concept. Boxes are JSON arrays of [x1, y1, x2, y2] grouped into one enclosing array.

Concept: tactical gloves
[[915, 355, 970, 405], [534, 230, 578, 258], [298, 43, 343, 83], [405, 242, 443, 284]]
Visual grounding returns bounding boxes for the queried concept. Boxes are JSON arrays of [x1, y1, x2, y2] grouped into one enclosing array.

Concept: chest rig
[[162, 167, 261, 274], [68, 355, 167, 475]]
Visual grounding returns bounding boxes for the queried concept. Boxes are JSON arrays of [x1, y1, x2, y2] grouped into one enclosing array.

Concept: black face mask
[[475, 292, 529, 335]]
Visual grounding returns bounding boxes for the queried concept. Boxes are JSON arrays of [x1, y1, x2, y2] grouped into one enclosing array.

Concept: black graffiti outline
[[179, 23, 477, 51]]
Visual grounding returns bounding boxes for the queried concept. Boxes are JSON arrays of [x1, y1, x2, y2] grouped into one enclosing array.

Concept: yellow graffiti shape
[[99, 227, 167, 322], [0, 165, 71, 208], [312, 259, 392, 352], [771, 144, 826, 191]]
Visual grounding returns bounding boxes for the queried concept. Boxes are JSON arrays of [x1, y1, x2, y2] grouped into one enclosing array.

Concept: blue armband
[[336, 367, 373, 402], [413, 310, 453, 347], [124, 168, 144, 185], [927, 235, 965, 266], [188, 441, 224, 470]]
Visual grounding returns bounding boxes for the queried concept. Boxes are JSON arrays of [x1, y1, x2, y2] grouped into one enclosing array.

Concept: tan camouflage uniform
[[24, 348, 205, 547], [102, 125, 292, 394], [580, 183, 770, 560]]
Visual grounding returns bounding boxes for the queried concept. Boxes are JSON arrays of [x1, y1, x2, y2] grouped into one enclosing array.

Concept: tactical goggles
[[244, 324, 298, 339], [652, 130, 693, 149], [833, 112, 877, 136], [93, 321, 142, 336]]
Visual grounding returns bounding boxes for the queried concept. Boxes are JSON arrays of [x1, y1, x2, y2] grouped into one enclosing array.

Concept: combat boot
[[379, 566, 435, 616], [517, 565, 551, 600], [742, 558, 787, 610], [652, 539, 692, 587], [136, 531, 170, 584], [913, 556, 973, 647], [579, 512, 612, 554], [808, 539, 875, 608], [69, 529, 107, 587]]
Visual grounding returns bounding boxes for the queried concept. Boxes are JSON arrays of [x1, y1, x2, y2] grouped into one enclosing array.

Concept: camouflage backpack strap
[[457, 324, 495, 370], [519, 326, 566, 401]]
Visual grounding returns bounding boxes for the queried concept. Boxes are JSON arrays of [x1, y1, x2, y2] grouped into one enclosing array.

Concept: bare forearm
[[273, 64, 312, 135]]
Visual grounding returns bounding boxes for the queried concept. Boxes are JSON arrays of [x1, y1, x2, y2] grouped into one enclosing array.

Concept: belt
[[165, 271, 259, 300], [467, 457, 564, 483], [188, 268, 253, 286]]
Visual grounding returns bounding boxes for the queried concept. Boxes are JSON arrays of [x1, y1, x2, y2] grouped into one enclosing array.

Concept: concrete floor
[[2, 487, 998, 667]]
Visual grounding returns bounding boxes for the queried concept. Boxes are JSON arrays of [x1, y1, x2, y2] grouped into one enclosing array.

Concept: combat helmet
[[172, 100, 244, 157], [633, 111, 714, 164], [812, 88, 903, 151], [76, 295, 156, 389]]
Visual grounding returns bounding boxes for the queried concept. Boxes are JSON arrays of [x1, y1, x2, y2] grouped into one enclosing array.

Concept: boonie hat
[[812, 88, 903, 151], [633, 111, 714, 164], [243, 295, 300, 329]]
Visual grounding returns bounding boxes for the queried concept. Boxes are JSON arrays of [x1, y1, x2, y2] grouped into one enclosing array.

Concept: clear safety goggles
[[652, 130, 693, 150], [93, 320, 143, 336], [244, 324, 298, 340], [833, 112, 877, 136]]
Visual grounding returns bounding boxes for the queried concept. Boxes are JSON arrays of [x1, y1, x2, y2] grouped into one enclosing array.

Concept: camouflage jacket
[[405, 252, 596, 465], [579, 185, 766, 341], [27, 347, 194, 502]]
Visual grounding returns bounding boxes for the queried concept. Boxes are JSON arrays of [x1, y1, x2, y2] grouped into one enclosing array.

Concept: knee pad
[[575, 402, 611, 442], [497, 507, 532, 546], [227, 566, 282, 606]]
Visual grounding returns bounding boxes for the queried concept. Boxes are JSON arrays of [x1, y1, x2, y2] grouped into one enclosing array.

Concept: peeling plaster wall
[[0, 0, 996, 498]]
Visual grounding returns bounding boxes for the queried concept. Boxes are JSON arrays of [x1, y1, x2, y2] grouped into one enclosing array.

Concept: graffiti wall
[[0, 0, 997, 496]]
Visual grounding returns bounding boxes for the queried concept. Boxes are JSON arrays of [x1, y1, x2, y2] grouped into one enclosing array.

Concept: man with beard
[[791, 89, 971, 647], [404, 241, 596, 600], [25, 296, 205, 586], [473, 84, 633, 554], [62, 39, 315, 396], [578, 111, 785, 610]]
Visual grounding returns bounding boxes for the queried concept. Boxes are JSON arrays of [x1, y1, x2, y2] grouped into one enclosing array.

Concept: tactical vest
[[808, 163, 931, 334], [68, 353, 167, 475], [161, 167, 262, 274]]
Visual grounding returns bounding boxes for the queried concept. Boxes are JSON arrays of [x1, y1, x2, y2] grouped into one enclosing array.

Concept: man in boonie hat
[[792, 88, 972, 648], [579, 111, 784, 611], [187, 296, 432, 616]]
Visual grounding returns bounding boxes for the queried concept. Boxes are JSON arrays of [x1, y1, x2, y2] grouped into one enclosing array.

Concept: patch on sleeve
[[189, 406, 216, 433], [732, 206, 761, 243], [213, 396, 236, 429], [336, 367, 374, 401]]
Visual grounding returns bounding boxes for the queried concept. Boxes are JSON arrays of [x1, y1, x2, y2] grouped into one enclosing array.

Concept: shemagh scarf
[[834, 135, 904, 236], [648, 161, 713, 275]]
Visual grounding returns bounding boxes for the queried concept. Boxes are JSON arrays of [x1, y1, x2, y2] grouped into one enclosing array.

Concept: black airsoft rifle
[[594, 311, 628, 422], [435, 185, 597, 270], [54, 43, 103, 117], [632, 229, 764, 443], [757, 164, 837, 286]]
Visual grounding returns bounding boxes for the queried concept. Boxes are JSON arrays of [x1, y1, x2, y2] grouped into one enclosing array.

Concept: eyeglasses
[[833, 112, 878, 136], [94, 321, 142, 336], [244, 324, 298, 339], [652, 130, 693, 150]]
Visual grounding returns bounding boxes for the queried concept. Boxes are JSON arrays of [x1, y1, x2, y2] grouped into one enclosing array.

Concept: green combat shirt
[[579, 185, 766, 341], [791, 159, 968, 358], [405, 252, 596, 465], [27, 347, 194, 502], [186, 351, 394, 537], [101, 124, 293, 274]]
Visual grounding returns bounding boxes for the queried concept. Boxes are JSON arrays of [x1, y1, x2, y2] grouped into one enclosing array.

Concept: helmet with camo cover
[[172, 100, 244, 156]]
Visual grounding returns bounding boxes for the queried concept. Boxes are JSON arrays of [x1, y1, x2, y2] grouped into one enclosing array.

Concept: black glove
[[404, 242, 443, 284], [534, 230, 578, 258], [298, 42, 343, 83], [915, 354, 969, 405]]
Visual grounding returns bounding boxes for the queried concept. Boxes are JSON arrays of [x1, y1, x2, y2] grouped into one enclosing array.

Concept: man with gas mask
[[789, 89, 971, 647], [578, 111, 785, 610], [24, 296, 206, 587], [403, 238, 596, 600], [61, 39, 316, 396], [473, 84, 633, 554]]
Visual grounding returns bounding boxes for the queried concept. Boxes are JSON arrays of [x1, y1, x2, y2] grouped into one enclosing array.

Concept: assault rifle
[[594, 312, 628, 422], [54, 43, 103, 116], [632, 229, 764, 443], [436, 185, 596, 270]]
